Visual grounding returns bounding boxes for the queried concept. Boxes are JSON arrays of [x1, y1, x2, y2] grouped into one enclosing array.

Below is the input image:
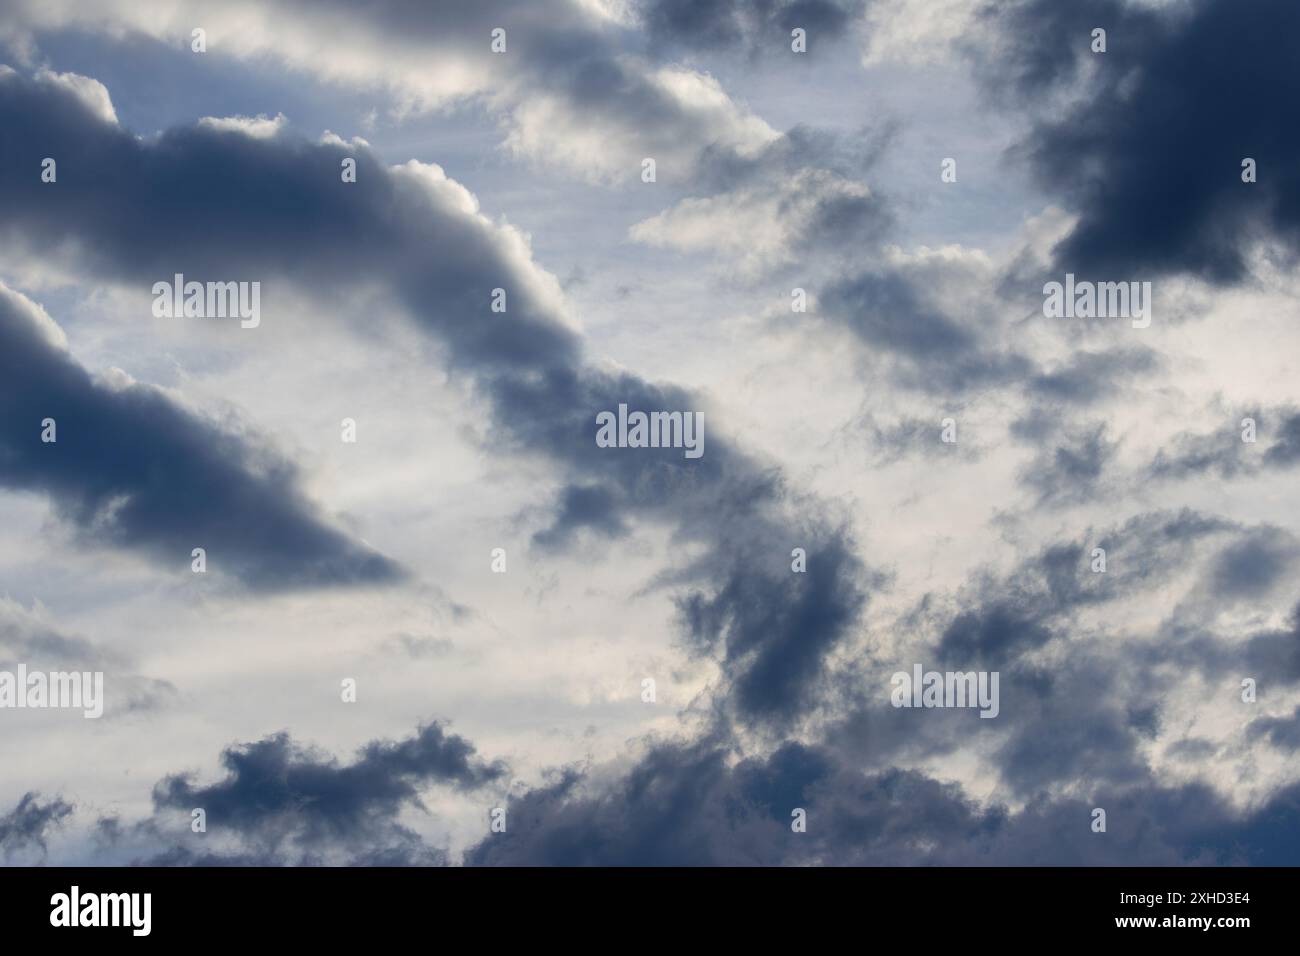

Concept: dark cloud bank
[[985, 0, 1300, 283], [10, 506, 1292, 866]]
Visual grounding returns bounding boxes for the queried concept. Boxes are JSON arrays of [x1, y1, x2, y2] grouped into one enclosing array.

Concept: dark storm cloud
[[142, 840, 448, 867], [985, 0, 1300, 281], [464, 738, 1004, 866], [153, 722, 506, 824], [138, 721, 504, 864], [463, 734, 1300, 865], [0, 285, 403, 590], [0, 69, 877, 726], [639, 0, 863, 55], [0, 793, 73, 861], [676, 528, 868, 723]]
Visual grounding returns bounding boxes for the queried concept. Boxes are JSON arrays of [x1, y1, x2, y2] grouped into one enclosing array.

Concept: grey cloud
[[1247, 707, 1300, 752], [532, 483, 629, 551], [851, 412, 978, 465], [139, 721, 504, 865], [1148, 407, 1300, 482], [640, 0, 864, 56], [0, 284, 403, 590], [1166, 605, 1300, 692], [983, 0, 1300, 282], [1016, 421, 1117, 506], [0, 603, 179, 717], [1238, 610, 1300, 687], [464, 734, 1300, 864], [676, 527, 868, 724], [1166, 738, 1218, 762], [0, 792, 73, 862], [1205, 526, 1299, 601], [816, 268, 1034, 393], [824, 510, 1264, 798], [1027, 347, 1160, 405]]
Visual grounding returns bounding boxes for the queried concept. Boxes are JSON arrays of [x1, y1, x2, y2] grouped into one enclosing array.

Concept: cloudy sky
[[1, 0, 1298, 866]]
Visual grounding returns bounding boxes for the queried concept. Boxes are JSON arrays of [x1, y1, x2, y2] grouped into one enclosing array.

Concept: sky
[[1, 0, 1299, 866]]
